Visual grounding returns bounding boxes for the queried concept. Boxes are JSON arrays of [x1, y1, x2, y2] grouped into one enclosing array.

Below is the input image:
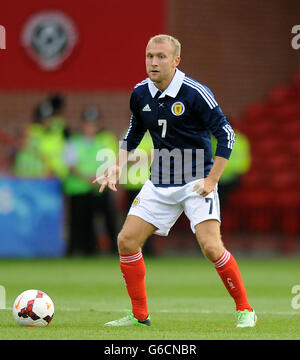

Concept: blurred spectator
[[14, 95, 70, 180], [39, 110, 69, 179], [47, 93, 70, 139], [39, 93, 70, 179], [63, 105, 119, 255], [14, 101, 53, 178], [212, 124, 251, 210]]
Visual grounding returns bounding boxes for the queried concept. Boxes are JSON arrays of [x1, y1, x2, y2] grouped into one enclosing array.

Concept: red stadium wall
[[1, 0, 299, 135], [0, 0, 165, 91]]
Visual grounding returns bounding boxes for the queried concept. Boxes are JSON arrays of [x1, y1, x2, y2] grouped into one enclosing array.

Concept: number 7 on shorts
[[205, 198, 213, 215]]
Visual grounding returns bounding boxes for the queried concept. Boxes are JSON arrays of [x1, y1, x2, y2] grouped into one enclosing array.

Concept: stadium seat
[[223, 69, 300, 247], [240, 170, 261, 189], [267, 154, 291, 172], [252, 137, 281, 156], [275, 191, 300, 235], [243, 103, 267, 120], [289, 139, 300, 157], [268, 85, 293, 104], [269, 171, 297, 190], [273, 103, 299, 120], [221, 210, 240, 233], [279, 119, 300, 141], [248, 210, 274, 233]]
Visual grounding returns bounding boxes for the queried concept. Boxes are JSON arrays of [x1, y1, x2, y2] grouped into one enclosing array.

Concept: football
[[12, 289, 54, 327]]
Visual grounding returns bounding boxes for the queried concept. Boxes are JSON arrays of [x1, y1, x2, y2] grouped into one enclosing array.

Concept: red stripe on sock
[[120, 251, 143, 263]]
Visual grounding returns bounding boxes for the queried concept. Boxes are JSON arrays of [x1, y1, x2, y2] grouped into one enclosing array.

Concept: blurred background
[[0, 0, 299, 258]]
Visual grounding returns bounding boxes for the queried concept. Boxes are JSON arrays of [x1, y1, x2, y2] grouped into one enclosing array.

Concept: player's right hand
[[92, 165, 121, 193]]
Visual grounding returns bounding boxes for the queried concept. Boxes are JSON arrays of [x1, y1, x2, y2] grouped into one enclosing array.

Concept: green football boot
[[236, 309, 257, 328], [104, 312, 151, 327]]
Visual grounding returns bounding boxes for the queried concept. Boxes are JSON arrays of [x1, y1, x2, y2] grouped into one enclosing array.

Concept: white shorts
[[128, 179, 221, 236]]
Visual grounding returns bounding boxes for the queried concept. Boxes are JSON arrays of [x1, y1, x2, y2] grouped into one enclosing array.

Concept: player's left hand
[[193, 178, 216, 197]]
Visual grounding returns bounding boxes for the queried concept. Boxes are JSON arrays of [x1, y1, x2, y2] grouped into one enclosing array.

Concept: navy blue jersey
[[121, 69, 235, 186]]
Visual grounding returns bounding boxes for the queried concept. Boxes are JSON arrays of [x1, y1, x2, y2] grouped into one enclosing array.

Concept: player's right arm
[[93, 91, 146, 193]]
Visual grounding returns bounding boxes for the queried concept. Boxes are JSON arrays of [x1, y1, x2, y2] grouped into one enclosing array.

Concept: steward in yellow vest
[[14, 122, 49, 178], [14, 100, 69, 179], [63, 106, 118, 255]]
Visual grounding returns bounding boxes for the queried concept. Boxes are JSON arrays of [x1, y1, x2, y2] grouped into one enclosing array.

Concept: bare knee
[[201, 241, 224, 261], [117, 215, 156, 254], [117, 230, 140, 254], [195, 221, 224, 261]]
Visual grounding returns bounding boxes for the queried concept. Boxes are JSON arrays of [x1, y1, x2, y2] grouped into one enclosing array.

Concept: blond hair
[[147, 34, 181, 57]]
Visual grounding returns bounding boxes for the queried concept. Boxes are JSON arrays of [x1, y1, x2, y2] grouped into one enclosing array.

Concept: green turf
[[0, 255, 299, 340]]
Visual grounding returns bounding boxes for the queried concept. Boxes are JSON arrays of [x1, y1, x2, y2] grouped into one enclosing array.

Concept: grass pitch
[[0, 255, 299, 340]]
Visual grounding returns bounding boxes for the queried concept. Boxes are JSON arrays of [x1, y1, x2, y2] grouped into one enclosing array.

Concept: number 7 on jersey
[[158, 119, 167, 138]]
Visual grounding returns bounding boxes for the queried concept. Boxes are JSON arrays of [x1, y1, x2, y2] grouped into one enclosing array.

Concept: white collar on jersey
[[147, 68, 185, 99]]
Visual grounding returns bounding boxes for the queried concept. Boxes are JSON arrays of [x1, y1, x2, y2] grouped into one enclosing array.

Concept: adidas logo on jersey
[[142, 104, 151, 112]]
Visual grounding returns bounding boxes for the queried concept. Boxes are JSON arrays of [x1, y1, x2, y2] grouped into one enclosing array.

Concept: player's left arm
[[206, 107, 234, 195], [194, 155, 228, 197], [194, 95, 235, 196]]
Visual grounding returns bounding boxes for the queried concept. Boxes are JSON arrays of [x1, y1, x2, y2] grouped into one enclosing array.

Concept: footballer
[[94, 34, 257, 328]]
